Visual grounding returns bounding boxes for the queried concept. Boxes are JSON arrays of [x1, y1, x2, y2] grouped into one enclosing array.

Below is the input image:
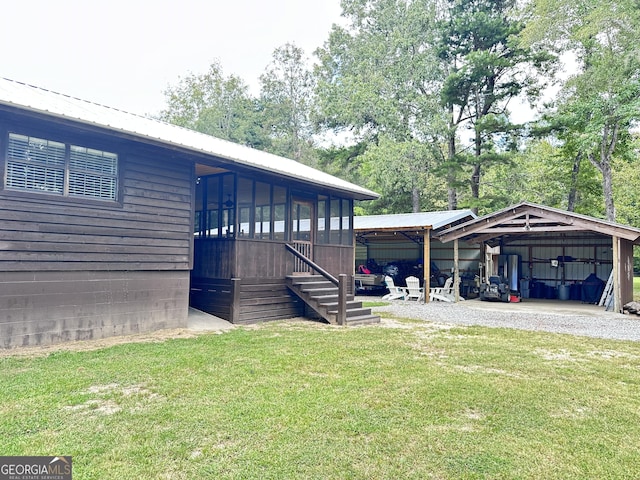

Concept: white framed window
[[5, 133, 118, 201]]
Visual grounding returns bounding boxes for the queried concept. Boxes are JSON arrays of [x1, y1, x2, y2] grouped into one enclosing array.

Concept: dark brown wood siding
[[314, 244, 355, 278], [0, 152, 193, 272], [235, 240, 295, 278], [0, 270, 189, 348], [192, 239, 236, 279], [621, 239, 634, 305], [0, 117, 195, 347]]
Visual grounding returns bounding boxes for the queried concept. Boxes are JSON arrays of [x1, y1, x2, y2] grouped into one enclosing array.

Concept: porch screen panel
[[293, 201, 312, 242], [222, 174, 235, 237], [330, 199, 341, 244], [341, 198, 352, 245], [317, 195, 328, 244], [206, 176, 220, 237], [238, 177, 253, 237], [273, 185, 287, 240], [255, 182, 271, 239], [194, 177, 204, 238]]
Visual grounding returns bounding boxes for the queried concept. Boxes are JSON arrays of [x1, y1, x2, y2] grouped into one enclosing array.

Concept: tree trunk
[[470, 128, 482, 215], [567, 153, 582, 212], [601, 160, 616, 221], [447, 105, 458, 210], [587, 122, 619, 222], [470, 163, 481, 215], [448, 186, 457, 210], [412, 186, 420, 213]]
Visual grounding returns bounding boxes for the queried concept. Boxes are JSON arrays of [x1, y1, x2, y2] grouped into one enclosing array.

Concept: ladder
[[598, 270, 614, 310]]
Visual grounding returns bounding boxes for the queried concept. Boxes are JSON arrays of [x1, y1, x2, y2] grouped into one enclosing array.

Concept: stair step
[[319, 300, 362, 310], [287, 276, 334, 285], [345, 314, 381, 326], [298, 283, 336, 292], [330, 307, 374, 318], [324, 302, 364, 312], [287, 274, 371, 325], [302, 288, 339, 296], [313, 294, 355, 303]]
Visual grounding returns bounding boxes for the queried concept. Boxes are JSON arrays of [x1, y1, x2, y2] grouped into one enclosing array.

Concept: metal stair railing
[[285, 243, 348, 325]]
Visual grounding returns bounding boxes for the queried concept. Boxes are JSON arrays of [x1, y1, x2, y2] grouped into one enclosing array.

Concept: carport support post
[[424, 228, 430, 303], [454, 238, 460, 302], [613, 236, 621, 313]]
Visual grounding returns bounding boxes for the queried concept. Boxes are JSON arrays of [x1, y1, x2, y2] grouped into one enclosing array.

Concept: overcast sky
[[2, 0, 342, 116]]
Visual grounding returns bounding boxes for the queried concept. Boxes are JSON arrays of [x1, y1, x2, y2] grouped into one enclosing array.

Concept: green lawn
[[635, 276, 640, 301], [2, 319, 640, 479]]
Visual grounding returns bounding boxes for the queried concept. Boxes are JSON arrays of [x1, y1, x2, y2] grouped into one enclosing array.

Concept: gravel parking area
[[366, 297, 640, 342]]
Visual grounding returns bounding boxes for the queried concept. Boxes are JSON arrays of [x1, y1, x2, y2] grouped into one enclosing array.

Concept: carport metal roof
[[436, 202, 640, 246], [355, 210, 477, 244]]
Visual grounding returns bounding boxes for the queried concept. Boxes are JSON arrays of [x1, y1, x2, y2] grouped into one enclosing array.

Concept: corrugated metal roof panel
[[354, 210, 477, 231], [0, 77, 379, 200]]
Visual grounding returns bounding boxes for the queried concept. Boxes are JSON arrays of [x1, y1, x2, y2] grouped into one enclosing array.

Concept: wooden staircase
[[286, 275, 380, 326]]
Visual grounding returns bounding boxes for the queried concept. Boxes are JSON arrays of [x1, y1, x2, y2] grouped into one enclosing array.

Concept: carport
[[436, 202, 640, 312], [354, 210, 479, 296]]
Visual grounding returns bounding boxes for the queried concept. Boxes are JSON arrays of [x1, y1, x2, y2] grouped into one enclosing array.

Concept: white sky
[[2, 0, 342, 117]]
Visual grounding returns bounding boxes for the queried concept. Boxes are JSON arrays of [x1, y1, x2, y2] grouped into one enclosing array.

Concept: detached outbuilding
[[437, 202, 640, 311], [0, 79, 378, 348], [354, 210, 479, 295]]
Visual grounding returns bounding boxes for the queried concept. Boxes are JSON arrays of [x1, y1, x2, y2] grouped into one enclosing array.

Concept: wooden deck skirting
[[189, 276, 304, 324]]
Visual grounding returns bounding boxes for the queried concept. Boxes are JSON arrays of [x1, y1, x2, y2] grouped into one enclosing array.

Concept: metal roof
[[0, 77, 379, 200], [354, 210, 477, 232], [437, 202, 640, 245]]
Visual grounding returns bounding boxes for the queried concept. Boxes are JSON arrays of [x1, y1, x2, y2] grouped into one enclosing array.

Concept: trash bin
[[558, 284, 570, 300]]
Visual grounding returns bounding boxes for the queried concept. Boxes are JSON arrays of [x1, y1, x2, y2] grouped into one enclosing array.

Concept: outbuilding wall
[[497, 236, 613, 297]]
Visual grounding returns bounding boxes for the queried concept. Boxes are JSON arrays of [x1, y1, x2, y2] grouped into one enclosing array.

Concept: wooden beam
[[613, 236, 621, 313], [438, 210, 525, 242], [454, 238, 460, 302], [438, 204, 640, 244], [424, 229, 431, 303]]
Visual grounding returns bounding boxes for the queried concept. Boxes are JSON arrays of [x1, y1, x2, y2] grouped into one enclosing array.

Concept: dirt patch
[[0, 328, 200, 359], [62, 383, 161, 416]]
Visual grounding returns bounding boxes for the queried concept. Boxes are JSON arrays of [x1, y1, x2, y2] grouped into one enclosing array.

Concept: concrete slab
[[448, 298, 609, 317], [358, 295, 612, 318], [187, 307, 235, 332]]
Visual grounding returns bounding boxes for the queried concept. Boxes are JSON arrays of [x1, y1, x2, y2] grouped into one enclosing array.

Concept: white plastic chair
[[429, 277, 464, 302], [381, 275, 406, 300], [404, 276, 424, 301]]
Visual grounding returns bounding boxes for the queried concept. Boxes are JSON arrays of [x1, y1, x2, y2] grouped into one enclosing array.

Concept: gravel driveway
[[367, 298, 640, 342]]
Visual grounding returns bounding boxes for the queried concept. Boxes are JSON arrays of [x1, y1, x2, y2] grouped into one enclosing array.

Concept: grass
[[634, 276, 640, 301], [2, 319, 640, 479]]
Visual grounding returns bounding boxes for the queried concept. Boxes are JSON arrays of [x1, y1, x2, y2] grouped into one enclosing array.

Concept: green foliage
[[524, 0, 640, 221], [155, 0, 639, 223], [314, 0, 449, 211], [259, 43, 318, 165], [438, 0, 556, 206], [160, 61, 270, 149], [315, 0, 446, 141], [480, 138, 604, 216], [613, 155, 640, 229], [357, 136, 449, 214]]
